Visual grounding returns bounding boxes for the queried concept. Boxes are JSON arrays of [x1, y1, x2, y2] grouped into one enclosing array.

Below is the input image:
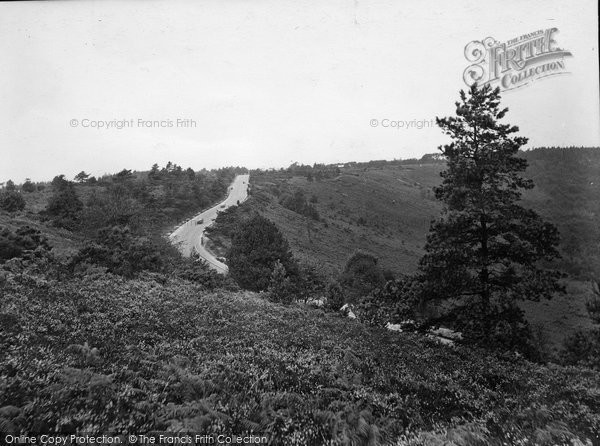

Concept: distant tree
[[185, 167, 196, 180], [339, 250, 385, 302], [51, 175, 69, 191], [0, 190, 26, 212], [419, 84, 563, 352], [228, 214, 296, 291], [114, 169, 134, 183], [148, 163, 160, 181], [5, 180, 16, 191], [74, 171, 90, 183], [45, 181, 83, 228], [279, 189, 320, 221], [22, 179, 36, 193]]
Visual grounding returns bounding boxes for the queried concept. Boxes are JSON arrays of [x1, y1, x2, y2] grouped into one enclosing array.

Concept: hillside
[[2, 151, 600, 443], [2, 260, 599, 444], [246, 148, 600, 279], [208, 148, 600, 346]]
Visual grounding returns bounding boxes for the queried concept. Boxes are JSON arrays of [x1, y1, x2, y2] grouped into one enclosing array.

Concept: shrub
[[228, 214, 296, 291], [173, 253, 234, 290], [45, 181, 83, 228], [454, 303, 539, 358], [0, 226, 51, 263], [324, 280, 345, 310], [22, 179, 36, 193], [0, 191, 26, 212], [355, 276, 423, 327], [73, 226, 162, 278], [339, 250, 385, 302], [561, 329, 600, 369], [279, 189, 320, 221], [560, 285, 600, 369], [267, 259, 295, 304]]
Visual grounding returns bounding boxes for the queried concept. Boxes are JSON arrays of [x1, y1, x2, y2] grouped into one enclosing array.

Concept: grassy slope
[[249, 164, 442, 277], [2, 268, 599, 443], [248, 151, 600, 347]]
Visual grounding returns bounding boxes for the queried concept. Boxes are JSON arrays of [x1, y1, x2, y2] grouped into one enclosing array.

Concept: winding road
[[169, 174, 250, 274]]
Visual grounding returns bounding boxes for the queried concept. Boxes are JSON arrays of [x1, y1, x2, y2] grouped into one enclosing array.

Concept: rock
[[385, 322, 403, 332], [340, 303, 357, 319], [430, 327, 463, 340], [426, 334, 455, 346], [307, 297, 325, 308]]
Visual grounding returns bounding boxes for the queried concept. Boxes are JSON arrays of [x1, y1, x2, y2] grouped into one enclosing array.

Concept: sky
[[1, 0, 599, 182]]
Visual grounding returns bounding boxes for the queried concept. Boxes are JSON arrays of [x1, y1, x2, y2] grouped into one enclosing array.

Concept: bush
[[292, 260, 328, 302], [324, 280, 345, 310], [279, 189, 320, 221], [0, 191, 26, 212], [267, 259, 295, 304], [339, 250, 385, 302], [73, 226, 162, 278], [22, 179, 36, 193], [355, 276, 423, 327], [45, 181, 83, 228], [173, 253, 235, 291], [454, 303, 539, 358], [561, 329, 600, 369], [228, 214, 296, 291], [560, 287, 600, 369], [0, 226, 51, 263]]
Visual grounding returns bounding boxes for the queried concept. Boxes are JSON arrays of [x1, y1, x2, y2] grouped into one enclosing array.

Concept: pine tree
[[419, 84, 564, 350], [227, 214, 296, 291], [74, 171, 90, 183]]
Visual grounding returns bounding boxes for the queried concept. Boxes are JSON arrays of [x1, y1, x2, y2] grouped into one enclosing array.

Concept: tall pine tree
[[419, 84, 564, 351]]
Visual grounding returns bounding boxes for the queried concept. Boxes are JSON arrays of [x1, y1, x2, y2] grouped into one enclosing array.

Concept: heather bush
[[0, 226, 51, 263], [0, 190, 26, 212], [1, 262, 599, 443], [72, 225, 162, 278]]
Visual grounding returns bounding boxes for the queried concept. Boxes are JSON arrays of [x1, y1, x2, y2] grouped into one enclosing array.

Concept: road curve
[[169, 174, 249, 274]]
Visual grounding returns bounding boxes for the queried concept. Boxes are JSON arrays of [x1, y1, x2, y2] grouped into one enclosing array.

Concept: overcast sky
[[1, 0, 599, 182]]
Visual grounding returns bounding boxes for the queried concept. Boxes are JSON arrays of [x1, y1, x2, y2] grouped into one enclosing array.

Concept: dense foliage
[[0, 226, 50, 263], [1, 256, 599, 444], [279, 189, 320, 221], [355, 277, 423, 328], [419, 85, 564, 352], [44, 177, 84, 229], [0, 190, 26, 213], [228, 214, 297, 291], [520, 147, 600, 278], [2, 152, 600, 443], [561, 282, 600, 369], [339, 250, 385, 303], [72, 225, 163, 278]]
